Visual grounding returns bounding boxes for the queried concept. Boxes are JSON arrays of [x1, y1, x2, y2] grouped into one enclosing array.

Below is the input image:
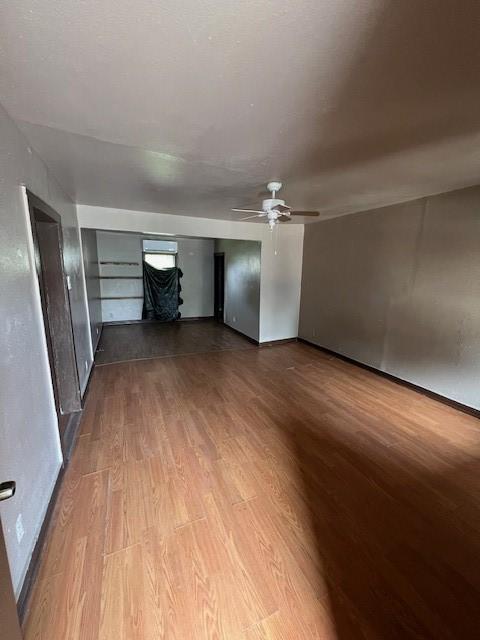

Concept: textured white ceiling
[[2, 1, 480, 220]]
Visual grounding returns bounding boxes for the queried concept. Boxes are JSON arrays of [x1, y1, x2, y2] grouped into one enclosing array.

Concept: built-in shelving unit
[[97, 237, 144, 321]]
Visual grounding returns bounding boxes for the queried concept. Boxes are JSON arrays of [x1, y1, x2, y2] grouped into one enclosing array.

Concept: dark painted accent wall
[[299, 184, 480, 411]]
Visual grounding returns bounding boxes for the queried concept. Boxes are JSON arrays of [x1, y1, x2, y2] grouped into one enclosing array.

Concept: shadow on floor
[[262, 363, 480, 639], [292, 418, 480, 639]]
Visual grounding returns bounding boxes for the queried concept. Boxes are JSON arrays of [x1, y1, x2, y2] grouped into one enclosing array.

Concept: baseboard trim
[[103, 316, 214, 327], [104, 318, 155, 326], [298, 338, 480, 420], [178, 316, 215, 322], [17, 465, 65, 623], [259, 337, 298, 348]]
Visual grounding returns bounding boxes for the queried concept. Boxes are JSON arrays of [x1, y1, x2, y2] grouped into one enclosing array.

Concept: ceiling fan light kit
[[232, 181, 320, 230]]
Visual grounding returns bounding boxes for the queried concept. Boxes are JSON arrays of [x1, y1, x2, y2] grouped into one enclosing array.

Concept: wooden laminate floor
[[24, 343, 480, 639], [95, 319, 255, 365]]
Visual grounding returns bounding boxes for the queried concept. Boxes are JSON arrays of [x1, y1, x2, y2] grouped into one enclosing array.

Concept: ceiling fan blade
[[240, 213, 267, 221], [289, 210, 320, 217], [232, 208, 264, 214], [272, 203, 291, 213]]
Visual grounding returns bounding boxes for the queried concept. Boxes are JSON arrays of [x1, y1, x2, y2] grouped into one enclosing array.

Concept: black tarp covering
[[142, 263, 183, 321]]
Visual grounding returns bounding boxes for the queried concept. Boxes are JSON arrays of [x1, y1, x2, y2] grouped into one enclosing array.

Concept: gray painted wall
[[0, 102, 92, 595], [215, 239, 261, 342], [81, 228, 102, 351], [299, 185, 480, 410], [96, 231, 214, 322]]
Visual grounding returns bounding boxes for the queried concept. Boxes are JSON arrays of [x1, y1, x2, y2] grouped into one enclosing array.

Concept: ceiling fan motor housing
[[262, 198, 285, 211]]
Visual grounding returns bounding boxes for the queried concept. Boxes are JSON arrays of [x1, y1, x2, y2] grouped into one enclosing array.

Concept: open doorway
[[214, 252, 225, 323], [81, 230, 261, 364], [27, 192, 82, 458]]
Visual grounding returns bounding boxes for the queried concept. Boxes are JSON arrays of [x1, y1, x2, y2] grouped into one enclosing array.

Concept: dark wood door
[[34, 220, 81, 417], [0, 514, 23, 640], [28, 192, 81, 452], [214, 253, 225, 323]]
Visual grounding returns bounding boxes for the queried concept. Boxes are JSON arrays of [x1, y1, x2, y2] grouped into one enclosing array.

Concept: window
[[144, 252, 176, 269], [142, 239, 177, 269]]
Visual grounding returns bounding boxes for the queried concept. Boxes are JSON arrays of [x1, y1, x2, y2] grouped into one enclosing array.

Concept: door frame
[[26, 190, 82, 456]]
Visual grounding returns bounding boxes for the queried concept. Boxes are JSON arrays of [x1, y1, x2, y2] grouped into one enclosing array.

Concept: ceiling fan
[[232, 181, 320, 230]]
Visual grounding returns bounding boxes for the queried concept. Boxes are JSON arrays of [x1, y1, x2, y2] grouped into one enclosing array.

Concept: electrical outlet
[[16, 514, 25, 544], [85, 361, 88, 372], [232, 316, 236, 323]]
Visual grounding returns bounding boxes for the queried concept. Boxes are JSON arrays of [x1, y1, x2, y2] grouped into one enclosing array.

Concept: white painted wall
[[78, 205, 304, 342], [215, 239, 261, 341], [96, 231, 143, 322], [0, 103, 92, 595], [80, 228, 102, 351], [95, 231, 215, 321]]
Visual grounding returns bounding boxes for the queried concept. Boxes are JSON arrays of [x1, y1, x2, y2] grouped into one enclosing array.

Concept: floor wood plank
[[24, 342, 480, 639], [95, 319, 255, 365]]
